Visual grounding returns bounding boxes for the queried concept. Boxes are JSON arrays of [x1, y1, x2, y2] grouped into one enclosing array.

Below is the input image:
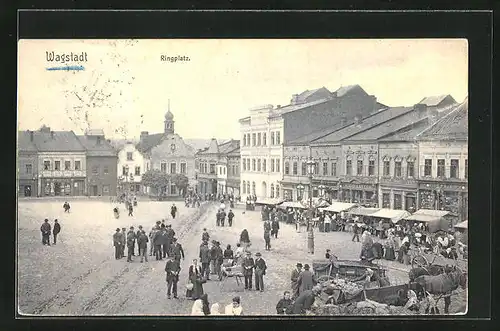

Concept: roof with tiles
[[135, 133, 164, 153], [335, 84, 366, 97], [32, 130, 86, 152], [77, 134, 117, 157], [296, 87, 332, 102], [417, 98, 468, 141], [418, 94, 456, 107], [18, 131, 38, 152], [312, 107, 413, 144], [287, 122, 348, 146]]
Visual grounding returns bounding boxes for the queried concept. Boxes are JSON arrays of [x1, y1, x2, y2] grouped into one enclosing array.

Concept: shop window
[[437, 159, 445, 178], [424, 159, 432, 177], [394, 194, 402, 209]]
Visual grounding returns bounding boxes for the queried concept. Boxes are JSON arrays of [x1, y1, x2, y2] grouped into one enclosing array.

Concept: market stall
[[370, 209, 411, 238], [255, 198, 284, 207], [404, 209, 452, 233], [277, 201, 308, 210], [320, 202, 358, 213]]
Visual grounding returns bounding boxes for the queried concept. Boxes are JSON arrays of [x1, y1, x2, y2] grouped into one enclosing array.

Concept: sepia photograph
[[17, 38, 468, 316]]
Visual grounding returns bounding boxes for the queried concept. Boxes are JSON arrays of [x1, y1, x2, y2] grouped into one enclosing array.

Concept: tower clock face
[[171, 143, 176, 151]]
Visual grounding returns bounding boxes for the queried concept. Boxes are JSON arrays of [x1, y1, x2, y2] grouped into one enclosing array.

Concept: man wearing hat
[[202, 228, 210, 242], [137, 230, 149, 263], [242, 251, 255, 290], [113, 228, 122, 259], [298, 264, 317, 294], [254, 252, 267, 292], [165, 255, 180, 299], [136, 225, 144, 256], [126, 227, 136, 262], [170, 238, 185, 263], [120, 228, 127, 258], [291, 285, 322, 315], [199, 240, 211, 280], [290, 263, 303, 299]]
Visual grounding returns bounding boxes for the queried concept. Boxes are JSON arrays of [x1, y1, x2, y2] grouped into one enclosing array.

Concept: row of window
[[423, 159, 468, 179], [242, 131, 281, 147], [160, 162, 187, 175], [42, 160, 82, 171], [242, 158, 281, 173], [122, 166, 141, 176], [199, 163, 216, 175], [241, 180, 281, 198], [285, 161, 336, 177], [219, 165, 240, 176]]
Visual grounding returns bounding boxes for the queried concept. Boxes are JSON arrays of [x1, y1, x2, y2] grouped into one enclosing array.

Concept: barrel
[[307, 230, 315, 254]]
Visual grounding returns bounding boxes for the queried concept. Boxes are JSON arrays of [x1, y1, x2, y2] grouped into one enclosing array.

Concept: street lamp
[[306, 157, 316, 254]]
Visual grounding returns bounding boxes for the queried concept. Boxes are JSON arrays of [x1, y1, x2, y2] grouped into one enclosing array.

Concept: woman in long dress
[[187, 259, 204, 300]]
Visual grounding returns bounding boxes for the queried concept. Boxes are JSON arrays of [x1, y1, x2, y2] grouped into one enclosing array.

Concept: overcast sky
[[18, 39, 468, 140]]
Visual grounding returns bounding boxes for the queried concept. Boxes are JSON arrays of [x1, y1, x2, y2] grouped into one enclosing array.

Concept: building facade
[[137, 108, 196, 196], [241, 85, 379, 201], [416, 98, 468, 222], [33, 126, 87, 196], [226, 146, 241, 196], [77, 129, 118, 196], [117, 142, 149, 194], [18, 131, 39, 197]]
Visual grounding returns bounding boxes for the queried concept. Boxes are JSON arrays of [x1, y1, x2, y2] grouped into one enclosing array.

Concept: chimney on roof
[[140, 131, 149, 140], [40, 125, 51, 133], [29, 130, 34, 142], [290, 94, 299, 105]]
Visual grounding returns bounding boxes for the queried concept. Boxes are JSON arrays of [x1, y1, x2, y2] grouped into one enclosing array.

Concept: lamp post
[[306, 157, 316, 254]]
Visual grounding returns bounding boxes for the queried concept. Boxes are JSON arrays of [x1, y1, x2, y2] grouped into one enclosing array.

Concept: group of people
[[40, 219, 61, 246], [215, 208, 235, 227], [190, 294, 244, 316], [112, 219, 185, 264]]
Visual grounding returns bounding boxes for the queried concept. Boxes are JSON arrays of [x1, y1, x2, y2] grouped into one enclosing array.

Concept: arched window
[[275, 184, 280, 198], [285, 161, 290, 175], [346, 155, 353, 176], [270, 184, 275, 198]]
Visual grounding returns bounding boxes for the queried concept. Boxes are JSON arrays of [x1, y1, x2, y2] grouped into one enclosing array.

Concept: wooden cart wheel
[[411, 254, 429, 269]]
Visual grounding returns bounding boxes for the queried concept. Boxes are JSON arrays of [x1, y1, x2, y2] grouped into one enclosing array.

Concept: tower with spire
[[164, 99, 175, 135]]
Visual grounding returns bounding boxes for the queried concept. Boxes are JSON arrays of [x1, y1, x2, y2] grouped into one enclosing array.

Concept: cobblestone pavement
[[17, 201, 466, 315]]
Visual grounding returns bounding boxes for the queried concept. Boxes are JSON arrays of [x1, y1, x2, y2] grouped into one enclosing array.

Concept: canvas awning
[[454, 220, 468, 229], [278, 201, 308, 209], [370, 209, 411, 223], [320, 202, 357, 213], [404, 209, 451, 222], [348, 207, 380, 217], [255, 198, 284, 206]]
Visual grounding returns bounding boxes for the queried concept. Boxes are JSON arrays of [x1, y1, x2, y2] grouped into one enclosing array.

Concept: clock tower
[[164, 99, 175, 135]]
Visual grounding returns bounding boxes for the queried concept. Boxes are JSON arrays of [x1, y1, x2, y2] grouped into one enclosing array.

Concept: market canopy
[[370, 209, 411, 223], [348, 207, 380, 217], [278, 201, 308, 209], [255, 198, 284, 206], [404, 209, 451, 223], [320, 202, 358, 213], [454, 220, 468, 229]]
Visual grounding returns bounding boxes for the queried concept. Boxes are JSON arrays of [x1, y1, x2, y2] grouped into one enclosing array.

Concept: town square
[[17, 39, 468, 316]]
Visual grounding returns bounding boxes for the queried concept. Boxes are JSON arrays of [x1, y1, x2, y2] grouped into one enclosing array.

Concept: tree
[[171, 174, 189, 197], [142, 170, 170, 196]]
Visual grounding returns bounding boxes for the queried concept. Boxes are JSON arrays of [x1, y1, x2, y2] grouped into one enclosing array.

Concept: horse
[[408, 265, 445, 282], [413, 266, 467, 314]]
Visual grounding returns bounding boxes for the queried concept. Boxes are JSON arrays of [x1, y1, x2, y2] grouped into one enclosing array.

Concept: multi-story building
[[225, 145, 241, 197], [32, 126, 87, 196], [240, 85, 379, 200], [117, 142, 149, 194], [17, 131, 39, 197], [196, 139, 239, 196], [136, 108, 196, 196], [416, 98, 468, 222], [77, 129, 118, 196]]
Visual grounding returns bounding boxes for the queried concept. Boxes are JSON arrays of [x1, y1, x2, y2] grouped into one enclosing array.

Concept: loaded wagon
[[313, 259, 388, 283]]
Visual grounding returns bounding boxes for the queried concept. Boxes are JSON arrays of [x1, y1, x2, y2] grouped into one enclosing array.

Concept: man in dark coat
[[220, 209, 226, 227], [276, 291, 293, 315], [126, 229, 136, 262], [170, 238, 185, 263], [63, 201, 70, 213], [271, 218, 280, 239], [120, 228, 127, 258], [153, 226, 164, 260], [290, 263, 303, 299], [202, 228, 210, 242], [227, 209, 235, 227], [291, 286, 321, 315], [242, 251, 255, 290], [136, 225, 144, 256], [297, 264, 317, 294], [352, 223, 360, 242], [264, 230, 271, 251], [52, 219, 61, 245], [165, 255, 180, 299], [216, 210, 221, 227], [170, 203, 177, 219], [113, 228, 122, 259], [209, 241, 218, 275], [40, 219, 51, 245], [128, 226, 136, 256], [254, 252, 267, 292], [128, 204, 134, 217], [137, 230, 149, 262], [213, 242, 223, 277], [165, 225, 176, 255], [199, 241, 211, 280]]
